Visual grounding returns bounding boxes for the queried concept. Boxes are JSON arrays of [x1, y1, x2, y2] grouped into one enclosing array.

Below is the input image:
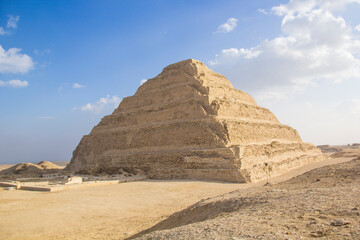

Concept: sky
[[0, 0, 360, 164]]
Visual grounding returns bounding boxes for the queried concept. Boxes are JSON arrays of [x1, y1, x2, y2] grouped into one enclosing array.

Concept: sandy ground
[[0, 180, 242, 240], [0, 154, 356, 240], [0, 165, 14, 172]]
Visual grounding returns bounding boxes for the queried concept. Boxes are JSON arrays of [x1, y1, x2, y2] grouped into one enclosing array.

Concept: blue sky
[[1, 0, 360, 164]]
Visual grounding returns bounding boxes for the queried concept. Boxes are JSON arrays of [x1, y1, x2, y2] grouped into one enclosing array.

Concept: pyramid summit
[[65, 59, 325, 182]]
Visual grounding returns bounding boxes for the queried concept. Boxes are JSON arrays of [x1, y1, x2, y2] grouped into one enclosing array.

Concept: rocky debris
[[130, 157, 360, 240], [330, 220, 350, 227], [66, 59, 324, 182]]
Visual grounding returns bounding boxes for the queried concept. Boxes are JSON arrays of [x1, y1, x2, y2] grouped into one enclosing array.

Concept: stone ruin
[[65, 59, 325, 182], [64, 176, 82, 185]]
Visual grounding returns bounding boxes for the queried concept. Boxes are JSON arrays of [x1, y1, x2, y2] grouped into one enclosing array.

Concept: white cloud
[[304, 101, 313, 109], [0, 79, 28, 88], [34, 49, 51, 55], [356, 24, 360, 32], [57, 83, 68, 92], [254, 85, 304, 102], [215, 18, 238, 33], [272, 0, 360, 16], [0, 45, 34, 74], [7, 15, 19, 29], [72, 83, 85, 89], [209, 0, 360, 101], [351, 98, 360, 114], [39, 61, 51, 68], [74, 95, 122, 114], [140, 79, 148, 85], [0, 16, 20, 35], [257, 8, 269, 15], [334, 98, 360, 115], [270, 96, 360, 145], [209, 47, 262, 66]]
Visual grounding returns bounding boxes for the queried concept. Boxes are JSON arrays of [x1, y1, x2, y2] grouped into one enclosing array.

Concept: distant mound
[[0, 161, 63, 177], [1, 163, 43, 175], [37, 161, 63, 170], [330, 148, 360, 159], [51, 161, 70, 167]]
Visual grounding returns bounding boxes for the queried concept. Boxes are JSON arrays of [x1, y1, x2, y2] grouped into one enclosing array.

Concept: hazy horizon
[[1, 0, 360, 164]]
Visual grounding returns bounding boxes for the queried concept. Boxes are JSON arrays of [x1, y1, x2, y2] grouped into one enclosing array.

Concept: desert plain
[[0, 147, 359, 240]]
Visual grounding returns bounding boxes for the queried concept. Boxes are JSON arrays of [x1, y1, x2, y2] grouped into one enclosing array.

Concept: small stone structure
[[64, 176, 83, 185], [65, 59, 325, 182]]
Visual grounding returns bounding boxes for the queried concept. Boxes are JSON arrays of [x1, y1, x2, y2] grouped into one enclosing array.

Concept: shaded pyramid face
[[66, 59, 324, 182]]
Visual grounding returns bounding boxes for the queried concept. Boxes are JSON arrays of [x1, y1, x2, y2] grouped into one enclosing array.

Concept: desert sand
[[0, 165, 14, 172], [0, 179, 242, 240], [0, 150, 358, 240]]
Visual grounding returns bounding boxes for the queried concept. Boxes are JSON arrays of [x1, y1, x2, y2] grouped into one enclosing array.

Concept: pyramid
[[65, 59, 325, 182]]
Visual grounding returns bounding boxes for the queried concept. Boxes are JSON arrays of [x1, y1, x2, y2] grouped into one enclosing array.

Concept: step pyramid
[[65, 59, 325, 182]]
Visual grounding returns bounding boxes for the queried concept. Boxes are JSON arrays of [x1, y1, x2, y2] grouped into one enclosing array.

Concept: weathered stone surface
[[65, 59, 325, 182]]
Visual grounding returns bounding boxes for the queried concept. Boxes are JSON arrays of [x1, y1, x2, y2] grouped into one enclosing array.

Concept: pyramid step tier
[[117, 83, 205, 112], [238, 142, 324, 181], [84, 119, 302, 155], [97, 100, 279, 132], [68, 141, 323, 183], [116, 82, 257, 114]]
